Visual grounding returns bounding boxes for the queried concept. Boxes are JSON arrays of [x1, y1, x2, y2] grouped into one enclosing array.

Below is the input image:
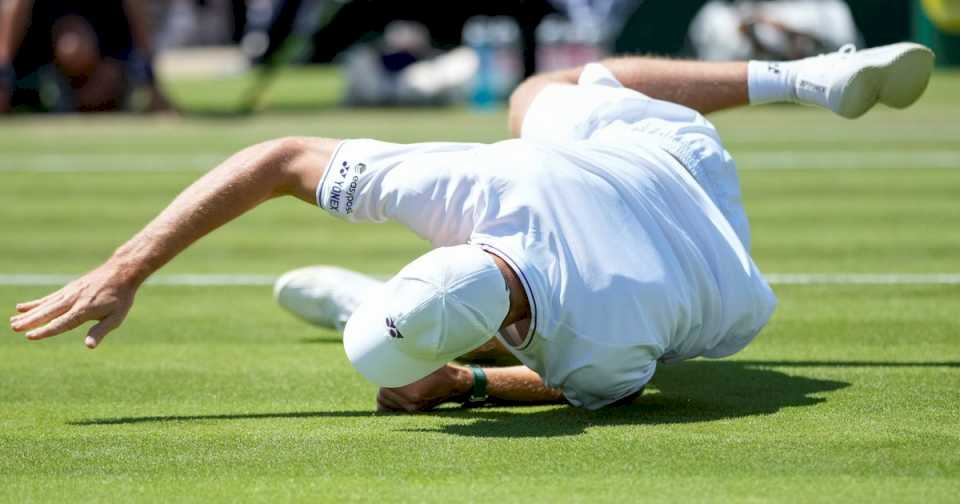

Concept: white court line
[[765, 273, 960, 285], [0, 154, 224, 172], [0, 150, 958, 172], [736, 151, 960, 170], [1, 273, 959, 287], [0, 274, 277, 286]]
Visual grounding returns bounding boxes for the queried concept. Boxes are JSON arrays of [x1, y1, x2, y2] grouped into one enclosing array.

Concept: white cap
[[343, 245, 510, 387]]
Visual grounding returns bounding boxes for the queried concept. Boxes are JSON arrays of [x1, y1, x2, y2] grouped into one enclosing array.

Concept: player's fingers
[[376, 389, 404, 412], [376, 396, 394, 412], [11, 290, 65, 317], [11, 291, 63, 318], [25, 308, 92, 341], [14, 294, 55, 313], [15, 289, 65, 310], [9, 298, 72, 332], [379, 388, 419, 413], [84, 312, 122, 349]]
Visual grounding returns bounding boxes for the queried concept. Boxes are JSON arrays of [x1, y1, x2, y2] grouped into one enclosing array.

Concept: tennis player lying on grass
[[11, 43, 934, 412]]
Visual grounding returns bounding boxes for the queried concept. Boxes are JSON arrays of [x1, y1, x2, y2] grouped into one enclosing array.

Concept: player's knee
[[508, 69, 581, 137], [508, 77, 550, 137]]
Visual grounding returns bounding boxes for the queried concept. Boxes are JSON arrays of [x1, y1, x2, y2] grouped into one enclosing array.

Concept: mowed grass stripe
[[1, 283, 957, 502], [1, 71, 959, 503], [4, 166, 957, 274], [2, 149, 958, 172]]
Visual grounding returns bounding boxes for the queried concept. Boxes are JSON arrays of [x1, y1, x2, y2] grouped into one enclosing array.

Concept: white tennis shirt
[[316, 65, 777, 409]]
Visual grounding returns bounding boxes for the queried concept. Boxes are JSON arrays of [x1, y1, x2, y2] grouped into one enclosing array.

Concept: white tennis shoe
[[792, 42, 935, 119], [274, 266, 383, 331]]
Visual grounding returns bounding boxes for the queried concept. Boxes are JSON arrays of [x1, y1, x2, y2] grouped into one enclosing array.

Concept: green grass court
[[1, 70, 958, 502]]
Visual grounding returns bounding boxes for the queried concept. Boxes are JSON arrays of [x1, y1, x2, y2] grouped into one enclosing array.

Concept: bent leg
[[274, 266, 382, 331], [576, 57, 750, 115], [509, 58, 748, 135], [509, 43, 934, 135]]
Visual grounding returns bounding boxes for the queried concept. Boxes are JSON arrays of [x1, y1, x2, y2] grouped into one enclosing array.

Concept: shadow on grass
[[410, 360, 854, 438], [731, 360, 960, 368], [68, 360, 957, 435], [69, 360, 855, 433], [69, 410, 376, 425], [421, 359, 958, 437]]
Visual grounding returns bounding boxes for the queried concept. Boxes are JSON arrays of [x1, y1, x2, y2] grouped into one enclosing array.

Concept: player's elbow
[[264, 137, 313, 167], [259, 136, 339, 202]]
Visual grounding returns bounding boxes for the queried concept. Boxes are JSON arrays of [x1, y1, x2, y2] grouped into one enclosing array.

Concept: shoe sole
[[837, 43, 935, 119]]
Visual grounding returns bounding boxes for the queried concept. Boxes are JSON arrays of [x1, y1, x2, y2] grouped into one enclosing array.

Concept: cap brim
[[342, 287, 447, 388]]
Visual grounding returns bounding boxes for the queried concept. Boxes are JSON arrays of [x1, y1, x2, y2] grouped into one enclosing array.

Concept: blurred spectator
[[0, 0, 172, 113], [343, 20, 479, 106], [155, 0, 237, 50], [690, 0, 861, 61]]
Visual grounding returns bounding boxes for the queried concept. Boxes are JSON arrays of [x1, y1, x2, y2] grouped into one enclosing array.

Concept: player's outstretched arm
[[9, 137, 339, 347], [377, 364, 565, 413]]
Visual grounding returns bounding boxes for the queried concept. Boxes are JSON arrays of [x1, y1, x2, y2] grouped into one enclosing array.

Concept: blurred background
[[1, 0, 958, 115]]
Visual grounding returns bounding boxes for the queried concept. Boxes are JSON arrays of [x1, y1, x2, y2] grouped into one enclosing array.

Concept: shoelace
[[838, 44, 857, 55], [809, 44, 858, 62]]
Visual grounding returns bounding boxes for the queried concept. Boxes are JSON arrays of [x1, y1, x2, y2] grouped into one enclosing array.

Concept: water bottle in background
[[535, 14, 567, 73], [570, 20, 607, 66], [537, 14, 610, 73], [463, 16, 495, 109], [488, 16, 523, 101]]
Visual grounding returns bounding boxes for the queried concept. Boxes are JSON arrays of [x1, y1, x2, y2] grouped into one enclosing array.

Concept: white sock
[[747, 60, 797, 105]]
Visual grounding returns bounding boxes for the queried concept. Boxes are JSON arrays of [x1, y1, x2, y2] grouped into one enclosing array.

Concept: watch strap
[[467, 366, 489, 404]]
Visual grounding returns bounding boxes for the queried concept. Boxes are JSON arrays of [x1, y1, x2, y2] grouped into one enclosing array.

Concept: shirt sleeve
[[316, 139, 483, 245], [317, 140, 472, 220]]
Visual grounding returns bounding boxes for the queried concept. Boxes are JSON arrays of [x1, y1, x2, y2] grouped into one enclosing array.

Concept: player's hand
[[376, 364, 473, 413], [9, 264, 139, 348]]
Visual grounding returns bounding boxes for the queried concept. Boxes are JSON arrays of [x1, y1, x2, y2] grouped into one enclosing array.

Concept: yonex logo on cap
[[339, 161, 349, 177], [385, 317, 403, 339]]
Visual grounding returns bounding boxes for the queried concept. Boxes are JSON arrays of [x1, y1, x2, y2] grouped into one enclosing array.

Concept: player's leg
[[274, 266, 382, 331], [509, 43, 934, 135], [746, 43, 935, 118], [507, 58, 746, 135], [537, 59, 751, 114]]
